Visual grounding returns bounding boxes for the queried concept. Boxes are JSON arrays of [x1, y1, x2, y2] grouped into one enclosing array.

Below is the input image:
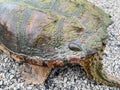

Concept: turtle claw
[[22, 64, 52, 84]]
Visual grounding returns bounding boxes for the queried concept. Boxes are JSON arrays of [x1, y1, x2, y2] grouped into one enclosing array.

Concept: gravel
[[0, 0, 120, 90]]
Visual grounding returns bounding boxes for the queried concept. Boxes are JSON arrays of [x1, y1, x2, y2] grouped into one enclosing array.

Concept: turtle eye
[[68, 42, 82, 51]]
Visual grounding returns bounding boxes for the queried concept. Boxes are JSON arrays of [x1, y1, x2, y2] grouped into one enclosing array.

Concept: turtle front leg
[[22, 63, 52, 84]]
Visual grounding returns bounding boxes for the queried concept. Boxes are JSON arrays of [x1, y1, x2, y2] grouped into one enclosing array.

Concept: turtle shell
[[1, 0, 120, 87], [0, 0, 111, 59]]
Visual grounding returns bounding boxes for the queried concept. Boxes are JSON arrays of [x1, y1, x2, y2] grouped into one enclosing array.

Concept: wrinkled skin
[[0, 0, 120, 87]]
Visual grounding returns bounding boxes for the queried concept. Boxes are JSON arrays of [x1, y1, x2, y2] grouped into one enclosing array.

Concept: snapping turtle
[[0, 0, 120, 87]]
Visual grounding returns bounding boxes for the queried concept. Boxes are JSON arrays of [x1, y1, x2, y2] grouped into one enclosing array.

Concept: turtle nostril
[[68, 42, 82, 51]]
